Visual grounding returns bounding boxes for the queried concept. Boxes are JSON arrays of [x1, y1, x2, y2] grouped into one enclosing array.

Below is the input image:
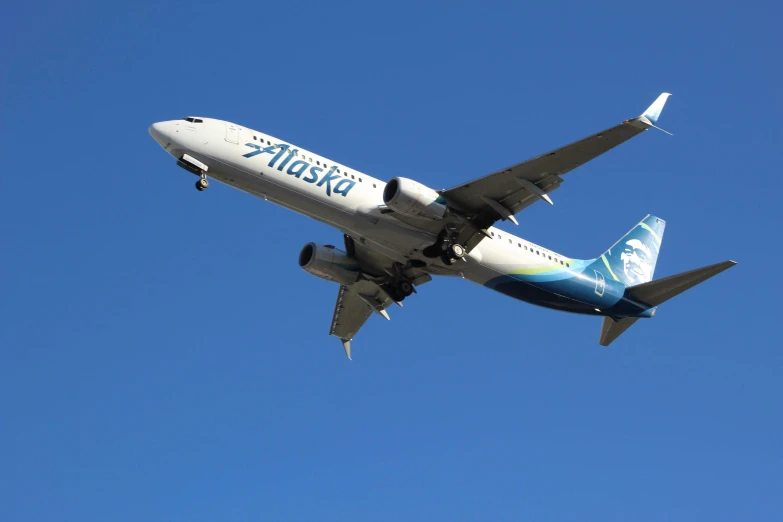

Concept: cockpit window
[[182, 117, 203, 123]]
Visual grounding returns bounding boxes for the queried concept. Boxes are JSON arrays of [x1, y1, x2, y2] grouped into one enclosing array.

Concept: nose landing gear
[[195, 173, 209, 191]]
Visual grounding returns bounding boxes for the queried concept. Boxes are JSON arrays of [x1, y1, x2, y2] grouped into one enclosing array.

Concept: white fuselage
[[149, 117, 578, 296]]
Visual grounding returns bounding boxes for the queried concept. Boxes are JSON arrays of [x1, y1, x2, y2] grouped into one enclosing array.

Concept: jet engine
[[298, 243, 361, 285], [382, 177, 448, 220]]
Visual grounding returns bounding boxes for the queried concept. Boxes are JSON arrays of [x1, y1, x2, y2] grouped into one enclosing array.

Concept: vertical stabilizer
[[589, 215, 666, 287]]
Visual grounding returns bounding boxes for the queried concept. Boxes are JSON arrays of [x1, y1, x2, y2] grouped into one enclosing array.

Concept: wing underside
[[327, 235, 432, 359], [329, 281, 394, 360]]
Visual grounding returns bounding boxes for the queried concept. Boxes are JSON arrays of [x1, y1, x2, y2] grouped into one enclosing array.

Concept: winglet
[[341, 339, 352, 360], [640, 92, 671, 125]]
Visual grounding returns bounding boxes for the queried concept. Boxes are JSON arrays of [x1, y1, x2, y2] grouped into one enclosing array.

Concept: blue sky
[[2, 1, 781, 520]]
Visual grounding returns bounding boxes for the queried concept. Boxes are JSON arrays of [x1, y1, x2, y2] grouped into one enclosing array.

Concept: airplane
[[149, 93, 736, 359]]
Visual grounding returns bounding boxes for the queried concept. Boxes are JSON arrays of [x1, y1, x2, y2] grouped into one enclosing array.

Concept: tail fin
[[589, 215, 666, 287], [599, 260, 737, 346]]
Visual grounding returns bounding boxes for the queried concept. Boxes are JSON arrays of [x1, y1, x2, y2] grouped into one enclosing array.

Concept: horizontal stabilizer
[[599, 260, 736, 346], [600, 317, 639, 347], [627, 260, 737, 307]]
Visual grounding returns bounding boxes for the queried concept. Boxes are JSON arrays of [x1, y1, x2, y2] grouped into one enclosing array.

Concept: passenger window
[[359, 178, 362, 182], [508, 239, 512, 244], [518, 243, 521, 248], [536, 250, 540, 255], [351, 175, 355, 180], [491, 232, 495, 237], [253, 136, 257, 140], [373, 184, 376, 188], [548, 255, 552, 260], [566, 263, 570, 267], [317, 161, 321, 166]]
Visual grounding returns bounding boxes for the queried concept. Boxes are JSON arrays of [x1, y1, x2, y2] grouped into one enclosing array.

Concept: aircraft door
[[224, 123, 239, 144], [593, 270, 606, 297]]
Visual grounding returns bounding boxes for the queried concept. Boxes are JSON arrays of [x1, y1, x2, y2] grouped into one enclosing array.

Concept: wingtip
[[641, 92, 672, 125]]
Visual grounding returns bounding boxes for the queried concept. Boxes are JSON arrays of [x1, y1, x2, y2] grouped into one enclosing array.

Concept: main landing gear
[[396, 279, 414, 298], [195, 173, 209, 191], [382, 262, 417, 302], [423, 224, 467, 266]]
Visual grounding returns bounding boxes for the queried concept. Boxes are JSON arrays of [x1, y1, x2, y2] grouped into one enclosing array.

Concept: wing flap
[[329, 280, 395, 359]]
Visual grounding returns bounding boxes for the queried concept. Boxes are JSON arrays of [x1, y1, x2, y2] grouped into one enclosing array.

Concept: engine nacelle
[[382, 177, 448, 220], [298, 243, 361, 285]]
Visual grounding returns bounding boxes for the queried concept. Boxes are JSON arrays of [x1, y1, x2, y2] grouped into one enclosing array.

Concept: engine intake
[[298, 243, 361, 285], [382, 177, 448, 220]]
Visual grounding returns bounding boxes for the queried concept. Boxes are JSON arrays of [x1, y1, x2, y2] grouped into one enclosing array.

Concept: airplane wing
[[329, 235, 432, 360], [440, 93, 671, 251], [329, 280, 395, 360]]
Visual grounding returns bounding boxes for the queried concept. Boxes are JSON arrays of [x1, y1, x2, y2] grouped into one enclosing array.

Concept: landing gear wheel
[[384, 284, 405, 303], [396, 280, 414, 298], [440, 253, 456, 266], [449, 243, 466, 259], [196, 177, 209, 191]]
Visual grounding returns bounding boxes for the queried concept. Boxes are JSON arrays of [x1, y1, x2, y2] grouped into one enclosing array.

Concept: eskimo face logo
[[620, 239, 653, 284], [242, 143, 356, 197]]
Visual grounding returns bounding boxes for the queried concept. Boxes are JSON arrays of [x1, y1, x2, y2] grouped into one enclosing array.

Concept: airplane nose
[[149, 122, 167, 146]]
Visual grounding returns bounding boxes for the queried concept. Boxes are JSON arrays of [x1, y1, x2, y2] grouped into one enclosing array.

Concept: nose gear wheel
[[195, 173, 209, 191]]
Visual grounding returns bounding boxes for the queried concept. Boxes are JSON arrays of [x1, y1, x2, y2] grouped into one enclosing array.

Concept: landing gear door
[[224, 123, 239, 144]]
